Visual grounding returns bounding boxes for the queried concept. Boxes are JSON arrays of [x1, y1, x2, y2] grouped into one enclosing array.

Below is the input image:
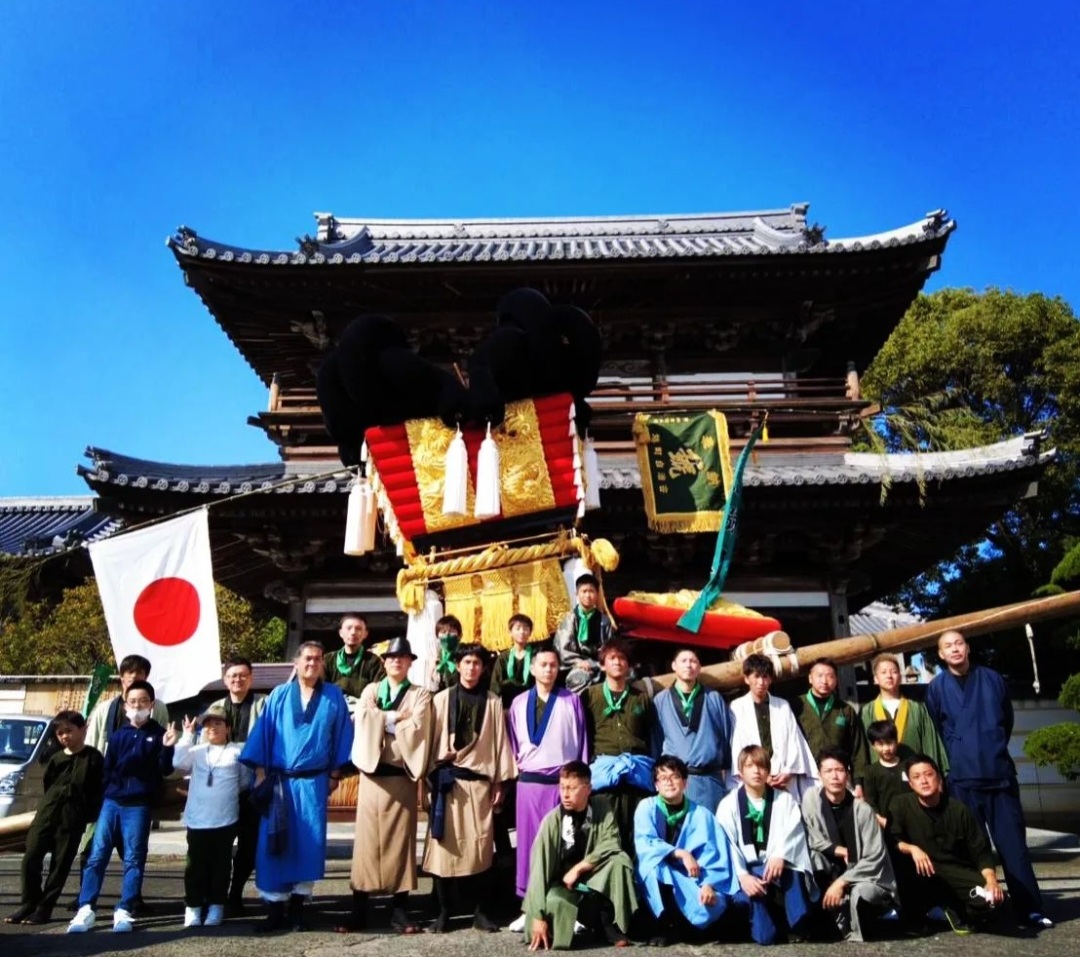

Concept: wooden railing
[[252, 374, 870, 460]]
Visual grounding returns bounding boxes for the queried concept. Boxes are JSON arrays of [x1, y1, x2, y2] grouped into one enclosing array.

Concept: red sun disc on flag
[[133, 577, 201, 646]]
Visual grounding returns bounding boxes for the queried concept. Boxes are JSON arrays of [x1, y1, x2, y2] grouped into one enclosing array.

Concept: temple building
[[69, 204, 1052, 660]]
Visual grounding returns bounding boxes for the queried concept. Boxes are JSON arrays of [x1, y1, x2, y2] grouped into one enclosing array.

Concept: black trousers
[[21, 819, 84, 914], [185, 825, 237, 907], [229, 794, 260, 900]]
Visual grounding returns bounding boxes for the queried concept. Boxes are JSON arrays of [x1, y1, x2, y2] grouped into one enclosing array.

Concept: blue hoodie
[[102, 719, 175, 805]]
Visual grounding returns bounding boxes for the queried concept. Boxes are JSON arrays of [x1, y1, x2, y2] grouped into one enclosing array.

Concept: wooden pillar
[[285, 597, 305, 660], [828, 581, 857, 701]]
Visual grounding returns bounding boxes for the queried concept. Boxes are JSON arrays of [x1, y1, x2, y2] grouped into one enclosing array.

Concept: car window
[[0, 719, 48, 763]]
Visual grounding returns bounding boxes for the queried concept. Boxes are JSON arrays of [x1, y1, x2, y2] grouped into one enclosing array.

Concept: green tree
[[860, 288, 1080, 686], [0, 579, 285, 675]]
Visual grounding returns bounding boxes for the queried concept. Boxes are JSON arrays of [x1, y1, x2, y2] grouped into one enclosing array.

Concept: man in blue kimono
[[653, 648, 734, 811], [634, 756, 739, 945], [925, 630, 1052, 929], [241, 641, 354, 933]]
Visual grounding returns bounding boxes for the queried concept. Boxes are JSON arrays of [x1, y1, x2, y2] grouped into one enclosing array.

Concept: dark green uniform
[[324, 646, 385, 699], [790, 693, 871, 786], [16, 747, 104, 920], [489, 646, 537, 709]]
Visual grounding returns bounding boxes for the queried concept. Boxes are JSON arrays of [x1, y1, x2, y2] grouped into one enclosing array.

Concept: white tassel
[[474, 423, 502, 518], [359, 480, 377, 552], [442, 426, 468, 516], [568, 399, 577, 437], [360, 439, 368, 464], [344, 477, 368, 556], [576, 498, 586, 519], [584, 435, 602, 510]]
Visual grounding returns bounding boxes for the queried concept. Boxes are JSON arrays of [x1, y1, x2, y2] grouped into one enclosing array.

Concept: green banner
[[83, 661, 113, 717], [632, 412, 733, 533]]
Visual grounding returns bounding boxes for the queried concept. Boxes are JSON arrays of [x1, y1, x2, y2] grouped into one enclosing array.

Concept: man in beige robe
[[338, 638, 432, 935], [422, 643, 517, 933]]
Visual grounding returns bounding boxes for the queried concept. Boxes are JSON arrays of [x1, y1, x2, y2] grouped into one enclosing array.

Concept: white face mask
[[126, 707, 151, 725]]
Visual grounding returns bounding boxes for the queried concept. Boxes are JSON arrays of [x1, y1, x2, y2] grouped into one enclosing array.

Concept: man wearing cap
[[339, 638, 433, 935], [423, 643, 516, 933], [324, 614, 386, 701], [208, 656, 267, 914]]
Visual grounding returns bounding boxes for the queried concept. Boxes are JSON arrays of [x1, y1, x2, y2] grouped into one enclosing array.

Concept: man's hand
[[528, 918, 551, 951], [738, 872, 768, 898], [762, 857, 785, 884], [574, 661, 594, 672], [673, 849, 701, 878], [853, 784, 865, 801], [768, 772, 791, 789], [983, 873, 1006, 906], [396, 707, 412, 723], [492, 781, 505, 812], [833, 846, 849, 865], [182, 715, 197, 736], [254, 767, 266, 787], [698, 884, 717, 908], [328, 776, 340, 794], [163, 723, 180, 747], [875, 813, 888, 829], [909, 845, 935, 877], [823, 877, 847, 910], [562, 861, 592, 889]]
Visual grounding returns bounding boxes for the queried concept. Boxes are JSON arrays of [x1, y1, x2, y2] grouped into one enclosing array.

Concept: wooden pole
[[649, 589, 1080, 692]]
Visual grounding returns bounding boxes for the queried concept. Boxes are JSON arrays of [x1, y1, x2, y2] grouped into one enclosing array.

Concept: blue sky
[[2, 1, 1077, 496]]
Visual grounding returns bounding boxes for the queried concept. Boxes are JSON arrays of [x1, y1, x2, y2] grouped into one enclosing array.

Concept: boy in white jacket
[[172, 704, 251, 928]]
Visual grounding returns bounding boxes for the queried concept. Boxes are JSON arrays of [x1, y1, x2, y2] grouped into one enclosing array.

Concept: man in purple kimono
[[507, 646, 588, 925], [240, 642, 354, 933], [925, 630, 1052, 929]]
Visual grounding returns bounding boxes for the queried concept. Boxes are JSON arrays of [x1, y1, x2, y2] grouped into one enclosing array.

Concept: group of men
[[55, 581, 1053, 945]]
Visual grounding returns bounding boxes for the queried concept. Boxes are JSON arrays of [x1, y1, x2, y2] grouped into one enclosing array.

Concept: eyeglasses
[[655, 774, 684, 785]]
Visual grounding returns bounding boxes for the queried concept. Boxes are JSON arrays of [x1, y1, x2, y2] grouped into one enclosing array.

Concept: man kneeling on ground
[[634, 755, 739, 946], [524, 760, 637, 950], [802, 747, 897, 941], [889, 755, 1005, 935]]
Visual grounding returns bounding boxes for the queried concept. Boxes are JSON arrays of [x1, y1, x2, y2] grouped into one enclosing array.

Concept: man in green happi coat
[[323, 614, 385, 700], [524, 761, 637, 950]]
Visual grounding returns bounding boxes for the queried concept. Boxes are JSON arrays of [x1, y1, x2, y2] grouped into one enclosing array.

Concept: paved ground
[[1, 831, 1077, 957]]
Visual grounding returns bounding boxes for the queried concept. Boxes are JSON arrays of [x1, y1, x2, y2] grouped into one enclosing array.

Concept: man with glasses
[[209, 656, 267, 914]]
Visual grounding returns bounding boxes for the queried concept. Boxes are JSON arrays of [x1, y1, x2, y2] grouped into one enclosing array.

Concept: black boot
[[470, 873, 499, 932], [390, 892, 420, 934], [335, 890, 367, 933], [430, 877, 451, 933], [287, 894, 308, 932], [255, 901, 286, 934]]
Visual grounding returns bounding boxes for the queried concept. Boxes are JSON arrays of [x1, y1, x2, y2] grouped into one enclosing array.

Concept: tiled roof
[[849, 601, 923, 636], [600, 435, 1054, 491], [167, 205, 955, 267], [0, 497, 123, 556], [78, 448, 352, 495]]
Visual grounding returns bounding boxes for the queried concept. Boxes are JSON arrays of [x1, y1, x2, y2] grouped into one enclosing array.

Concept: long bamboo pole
[[649, 589, 1080, 692]]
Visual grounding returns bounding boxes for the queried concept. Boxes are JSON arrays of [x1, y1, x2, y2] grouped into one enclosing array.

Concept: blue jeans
[[77, 799, 151, 913]]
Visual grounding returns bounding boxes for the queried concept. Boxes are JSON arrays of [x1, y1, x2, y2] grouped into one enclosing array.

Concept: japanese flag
[[89, 509, 221, 704]]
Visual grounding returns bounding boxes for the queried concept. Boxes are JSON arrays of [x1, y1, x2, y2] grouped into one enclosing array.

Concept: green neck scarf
[[507, 645, 533, 684], [602, 682, 630, 716], [377, 677, 409, 710], [437, 637, 459, 676], [807, 691, 835, 720], [577, 607, 596, 646], [335, 647, 361, 676], [674, 683, 701, 719], [658, 795, 690, 828], [745, 797, 766, 845]]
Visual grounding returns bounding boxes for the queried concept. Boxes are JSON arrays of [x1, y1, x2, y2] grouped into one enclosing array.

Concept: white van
[[0, 715, 58, 818]]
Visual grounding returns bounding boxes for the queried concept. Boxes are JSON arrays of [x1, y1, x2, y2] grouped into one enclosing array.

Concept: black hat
[[383, 637, 417, 660]]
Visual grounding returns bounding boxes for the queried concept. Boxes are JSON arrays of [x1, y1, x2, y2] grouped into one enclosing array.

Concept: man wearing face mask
[[68, 681, 177, 935]]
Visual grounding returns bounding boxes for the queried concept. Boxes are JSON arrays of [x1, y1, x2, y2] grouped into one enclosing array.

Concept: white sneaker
[[204, 905, 224, 926], [113, 908, 135, 933], [67, 905, 96, 933], [509, 913, 526, 932], [184, 906, 203, 928], [573, 920, 586, 935]]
